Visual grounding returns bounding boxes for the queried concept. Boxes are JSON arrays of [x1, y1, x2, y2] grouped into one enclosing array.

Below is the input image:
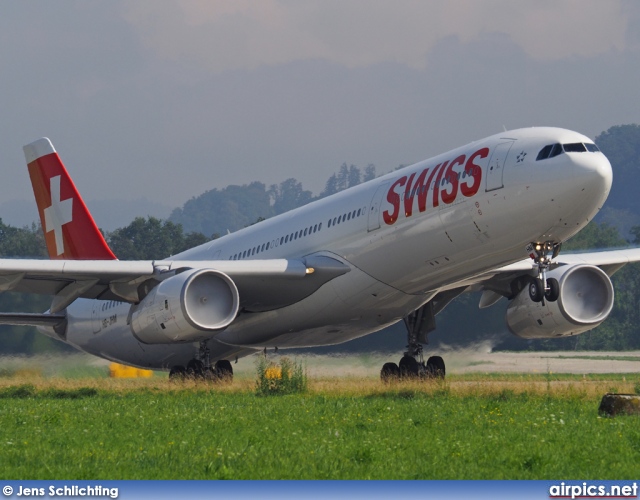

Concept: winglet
[[24, 138, 117, 260]]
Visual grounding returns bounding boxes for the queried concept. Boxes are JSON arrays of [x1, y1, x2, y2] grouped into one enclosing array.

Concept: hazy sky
[[1, 1, 639, 228]]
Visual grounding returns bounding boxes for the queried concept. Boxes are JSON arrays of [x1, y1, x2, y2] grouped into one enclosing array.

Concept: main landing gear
[[527, 241, 561, 304], [380, 349, 446, 382], [169, 342, 233, 382], [380, 305, 445, 382]]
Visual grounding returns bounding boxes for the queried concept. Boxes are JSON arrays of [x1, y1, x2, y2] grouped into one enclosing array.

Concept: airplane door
[[486, 141, 514, 191], [367, 182, 390, 232]]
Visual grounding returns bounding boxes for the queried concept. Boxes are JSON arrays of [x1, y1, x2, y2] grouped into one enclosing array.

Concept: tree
[[347, 165, 361, 187], [269, 178, 313, 214], [336, 163, 350, 191], [169, 182, 274, 237], [320, 174, 339, 198], [596, 125, 640, 215], [563, 221, 627, 251], [107, 217, 209, 260], [363, 164, 376, 182], [0, 219, 46, 258]]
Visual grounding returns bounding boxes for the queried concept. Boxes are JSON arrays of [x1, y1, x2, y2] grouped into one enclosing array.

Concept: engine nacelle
[[130, 269, 239, 344], [506, 264, 614, 339]]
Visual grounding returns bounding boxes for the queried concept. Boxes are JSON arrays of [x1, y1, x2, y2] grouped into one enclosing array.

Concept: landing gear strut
[[169, 341, 234, 382], [380, 304, 446, 382], [527, 241, 560, 304]]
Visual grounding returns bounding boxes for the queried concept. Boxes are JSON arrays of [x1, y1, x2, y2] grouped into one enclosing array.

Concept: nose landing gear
[[527, 241, 561, 304]]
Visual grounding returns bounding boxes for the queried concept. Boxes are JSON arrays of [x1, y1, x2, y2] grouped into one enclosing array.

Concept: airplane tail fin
[[23, 138, 117, 260]]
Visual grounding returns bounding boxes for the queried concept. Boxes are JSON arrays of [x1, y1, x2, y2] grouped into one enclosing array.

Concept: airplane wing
[[0, 312, 66, 327], [548, 248, 640, 275], [434, 247, 640, 309], [484, 247, 640, 281], [0, 254, 350, 316]]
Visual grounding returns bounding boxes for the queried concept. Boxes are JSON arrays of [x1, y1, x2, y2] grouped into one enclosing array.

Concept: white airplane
[[1, 127, 638, 380]]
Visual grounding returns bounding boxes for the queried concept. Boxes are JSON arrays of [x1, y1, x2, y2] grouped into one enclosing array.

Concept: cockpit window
[[563, 142, 587, 153], [536, 143, 563, 161], [536, 144, 553, 161], [548, 143, 563, 158], [537, 141, 600, 161]]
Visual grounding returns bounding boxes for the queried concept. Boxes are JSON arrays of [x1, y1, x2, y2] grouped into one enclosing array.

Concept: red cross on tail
[[24, 138, 117, 260]]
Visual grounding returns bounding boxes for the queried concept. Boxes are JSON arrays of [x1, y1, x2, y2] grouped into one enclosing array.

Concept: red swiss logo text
[[383, 147, 489, 225]]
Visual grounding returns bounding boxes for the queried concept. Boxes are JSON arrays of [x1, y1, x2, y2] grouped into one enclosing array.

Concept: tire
[[187, 359, 205, 378], [380, 362, 400, 382], [426, 356, 446, 379], [528, 278, 544, 303], [399, 355, 420, 378], [169, 365, 186, 381], [203, 367, 218, 381], [545, 278, 560, 302], [215, 359, 233, 382]]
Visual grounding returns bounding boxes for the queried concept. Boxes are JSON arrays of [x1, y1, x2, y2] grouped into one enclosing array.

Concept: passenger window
[[318, 223, 322, 230], [536, 145, 553, 161], [549, 143, 563, 158], [313, 224, 318, 232], [304, 228, 308, 237], [563, 143, 587, 153], [357, 209, 361, 217]]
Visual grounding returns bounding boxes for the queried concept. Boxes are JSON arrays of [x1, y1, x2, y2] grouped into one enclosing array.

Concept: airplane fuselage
[[45, 127, 612, 369]]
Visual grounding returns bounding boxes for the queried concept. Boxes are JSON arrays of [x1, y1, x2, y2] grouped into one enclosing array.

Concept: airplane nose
[[575, 152, 613, 204]]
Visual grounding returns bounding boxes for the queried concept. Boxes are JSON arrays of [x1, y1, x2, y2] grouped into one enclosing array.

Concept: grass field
[[0, 353, 639, 479]]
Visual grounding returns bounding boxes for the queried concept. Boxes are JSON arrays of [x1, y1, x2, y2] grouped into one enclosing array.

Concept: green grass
[[0, 382, 639, 479]]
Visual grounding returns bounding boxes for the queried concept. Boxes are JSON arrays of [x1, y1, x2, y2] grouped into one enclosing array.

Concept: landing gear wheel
[[380, 362, 400, 382], [187, 359, 205, 379], [203, 367, 218, 381], [528, 278, 544, 303], [399, 355, 420, 378], [426, 356, 445, 379], [545, 278, 559, 302], [215, 360, 233, 382], [169, 365, 186, 381]]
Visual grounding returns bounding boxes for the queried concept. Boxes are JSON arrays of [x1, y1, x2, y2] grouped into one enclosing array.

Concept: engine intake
[[131, 269, 239, 344], [507, 264, 614, 339]]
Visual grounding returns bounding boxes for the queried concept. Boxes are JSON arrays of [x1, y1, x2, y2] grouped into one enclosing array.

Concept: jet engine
[[130, 269, 239, 344], [506, 264, 614, 339]]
